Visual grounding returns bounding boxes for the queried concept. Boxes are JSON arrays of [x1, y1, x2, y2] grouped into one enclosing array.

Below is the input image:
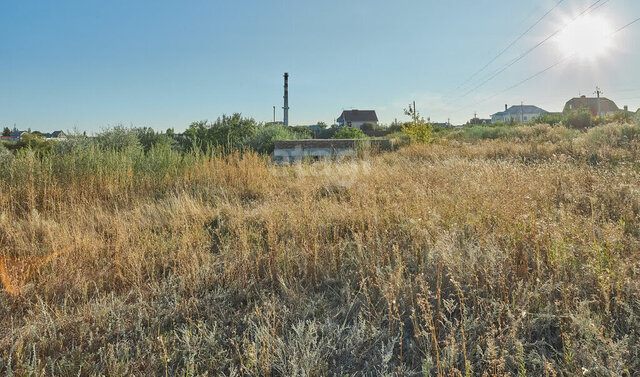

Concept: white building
[[336, 110, 378, 129], [491, 104, 548, 123]]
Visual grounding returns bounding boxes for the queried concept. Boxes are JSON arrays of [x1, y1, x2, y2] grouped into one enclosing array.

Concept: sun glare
[[555, 14, 614, 61]]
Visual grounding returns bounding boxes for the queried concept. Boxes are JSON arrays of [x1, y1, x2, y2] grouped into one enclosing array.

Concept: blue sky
[[1, 0, 639, 132]]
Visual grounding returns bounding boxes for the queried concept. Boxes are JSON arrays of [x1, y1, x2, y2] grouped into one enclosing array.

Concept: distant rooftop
[[337, 110, 378, 123], [492, 105, 548, 117]]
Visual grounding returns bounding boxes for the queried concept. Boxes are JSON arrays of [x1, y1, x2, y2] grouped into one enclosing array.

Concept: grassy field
[[2, 122, 640, 375]]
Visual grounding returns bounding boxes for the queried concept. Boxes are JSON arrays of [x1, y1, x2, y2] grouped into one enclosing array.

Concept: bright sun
[[555, 15, 614, 61]]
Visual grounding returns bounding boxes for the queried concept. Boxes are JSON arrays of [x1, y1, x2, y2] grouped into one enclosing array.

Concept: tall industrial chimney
[[283, 72, 289, 127]]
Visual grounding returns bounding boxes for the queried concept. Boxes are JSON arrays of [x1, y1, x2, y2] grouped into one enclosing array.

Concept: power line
[[459, 56, 573, 112], [613, 15, 640, 33], [450, 0, 566, 95], [456, 0, 609, 101], [455, 13, 639, 115]]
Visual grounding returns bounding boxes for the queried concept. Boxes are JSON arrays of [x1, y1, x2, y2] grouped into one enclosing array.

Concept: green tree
[[2, 127, 10, 137], [331, 127, 366, 139], [134, 127, 176, 153], [564, 108, 593, 129], [611, 110, 632, 124], [402, 104, 433, 143], [95, 126, 142, 152], [360, 123, 375, 132], [248, 124, 307, 154], [184, 113, 257, 152]]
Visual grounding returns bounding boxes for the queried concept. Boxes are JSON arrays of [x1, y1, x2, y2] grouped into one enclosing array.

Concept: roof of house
[[492, 105, 548, 117], [9, 130, 27, 137], [43, 130, 65, 138], [337, 110, 378, 123], [563, 96, 619, 114]]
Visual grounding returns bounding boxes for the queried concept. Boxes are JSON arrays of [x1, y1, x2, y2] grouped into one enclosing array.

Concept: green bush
[[134, 127, 177, 153], [249, 125, 307, 154], [331, 127, 366, 139], [95, 126, 143, 152], [564, 109, 593, 129], [532, 113, 564, 126], [610, 111, 633, 124], [317, 126, 340, 139], [360, 123, 375, 132], [402, 105, 434, 143], [184, 114, 257, 152], [5, 133, 57, 156]]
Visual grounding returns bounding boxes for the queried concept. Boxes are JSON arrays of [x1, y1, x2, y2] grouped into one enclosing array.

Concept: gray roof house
[[43, 131, 65, 139], [337, 110, 378, 129], [491, 104, 548, 123]]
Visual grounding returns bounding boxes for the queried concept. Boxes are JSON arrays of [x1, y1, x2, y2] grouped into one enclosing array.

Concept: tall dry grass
[[1, 122, 640, 375]]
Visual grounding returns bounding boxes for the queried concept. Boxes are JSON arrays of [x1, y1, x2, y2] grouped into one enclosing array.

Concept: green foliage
[[331, 127, 366, 139], [94, 126, 143, 152], [317, 125, 340, 139], [532, 112, 564, 126], [249, 124, 306, 154], [133, 127, 176, 153], [184, 114, 257, 152], [402, 104, 433, 143], [610, 110, 633, 124], [360, 123, 375, 132], [564, 108, 593, 129], [5, 132, 56, 155], [289, 126, 313, 139], [386, 131, 411, 147], [388, 121, 404, 133], [2, 127, 11, 137]]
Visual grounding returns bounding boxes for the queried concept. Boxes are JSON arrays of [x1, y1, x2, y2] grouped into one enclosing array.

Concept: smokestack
[[505, 104, 508, 111], [283, 72, 289, 127]]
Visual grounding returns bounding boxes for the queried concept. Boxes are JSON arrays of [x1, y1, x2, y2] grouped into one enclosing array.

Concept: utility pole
[[595, 86, 602, 118], [273, 106, 276, 123], [283, 72, 289, 127], [413, 100, 416, 118]]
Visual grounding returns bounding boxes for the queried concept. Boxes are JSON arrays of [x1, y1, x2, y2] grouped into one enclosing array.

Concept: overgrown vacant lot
[[2, 123, 640, 376]]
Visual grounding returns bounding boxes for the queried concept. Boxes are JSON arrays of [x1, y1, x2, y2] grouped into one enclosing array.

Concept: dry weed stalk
[[0, 247, 71, 296]]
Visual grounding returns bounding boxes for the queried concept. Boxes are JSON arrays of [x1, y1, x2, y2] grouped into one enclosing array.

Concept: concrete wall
[[273, 139, 393, 164]]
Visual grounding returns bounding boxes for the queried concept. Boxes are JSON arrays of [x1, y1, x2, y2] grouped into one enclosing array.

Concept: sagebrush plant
[[1, 122, 640, 375], [402, 104, 434, 143]]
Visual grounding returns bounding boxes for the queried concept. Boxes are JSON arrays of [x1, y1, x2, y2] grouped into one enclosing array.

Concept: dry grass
[[1, 122, 640, 375]]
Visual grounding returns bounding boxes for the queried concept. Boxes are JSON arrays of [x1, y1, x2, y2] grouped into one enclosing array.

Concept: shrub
[[533, 113, 564, 126], [95, 126, 143, 152], [564, 108, 593, 129], [331, 127, 366, 139], [317, 126, 340, 139], [249, 124, 306, 154], [610, 111, 633, 124], [134, 127, 177, 153], [402, 105, 433, 143], [360, 123, 375, 132], [184, 114, 257, 152]]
